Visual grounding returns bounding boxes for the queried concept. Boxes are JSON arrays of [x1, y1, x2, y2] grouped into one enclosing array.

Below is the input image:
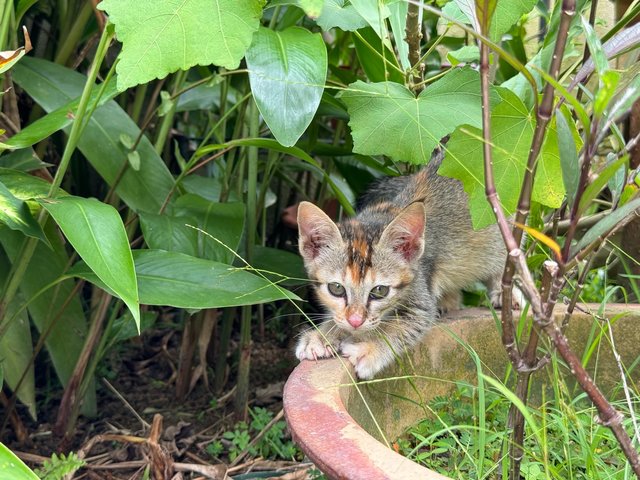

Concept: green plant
[[224, 421, 252, 461], [0, 0, 639, 476], [217, 407, 300, 462], [34, 452, 85, 480], [399, 381, 637, 479], [0, 442, 38, 480]]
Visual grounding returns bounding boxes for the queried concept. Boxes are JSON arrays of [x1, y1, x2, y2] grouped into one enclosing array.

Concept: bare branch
[[405, 0, 424, 92]]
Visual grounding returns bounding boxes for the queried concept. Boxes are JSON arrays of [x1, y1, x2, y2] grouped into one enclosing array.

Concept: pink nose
[[347, 313, 364, 328]]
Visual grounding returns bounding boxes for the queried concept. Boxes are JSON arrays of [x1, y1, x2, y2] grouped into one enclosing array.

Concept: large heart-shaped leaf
[[12, 57, 174, 213], [246, 26, 327, 147], [0, 181, 48, 244], [40, 196, 140, 328], [71, 250, 300, 309], [339, 68, 498, 164], [316, 0, 367, 31], [98, 0, 265, 90], [440, 88, 564, 229]]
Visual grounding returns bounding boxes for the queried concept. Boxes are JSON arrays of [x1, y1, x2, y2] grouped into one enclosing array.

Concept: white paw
[[491, 286, 526, 310], [340, 341, 385, 380], [295, 330, 335, 361]]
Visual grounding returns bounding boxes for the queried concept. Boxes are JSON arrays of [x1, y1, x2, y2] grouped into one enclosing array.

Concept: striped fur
[[296, 158, 507, 379]]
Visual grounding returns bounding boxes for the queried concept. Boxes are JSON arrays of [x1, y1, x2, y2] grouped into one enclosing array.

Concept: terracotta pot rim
[[283, 356, 449, 480]]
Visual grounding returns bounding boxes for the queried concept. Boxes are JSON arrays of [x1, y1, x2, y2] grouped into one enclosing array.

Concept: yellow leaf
[[515, 222, 562, 261]]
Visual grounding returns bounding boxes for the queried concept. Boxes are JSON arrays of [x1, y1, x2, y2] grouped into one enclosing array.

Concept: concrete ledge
[[284, 304, 640, 479]]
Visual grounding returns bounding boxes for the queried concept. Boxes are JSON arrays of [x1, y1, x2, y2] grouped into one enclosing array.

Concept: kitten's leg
[[486, 276, 525, 310], [340, 338, 397, 380], [295, 321, 342, 361], [438, 290, 462, 313]]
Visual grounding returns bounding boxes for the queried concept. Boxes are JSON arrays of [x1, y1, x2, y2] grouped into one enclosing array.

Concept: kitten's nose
[[347, 313, 364, 328]]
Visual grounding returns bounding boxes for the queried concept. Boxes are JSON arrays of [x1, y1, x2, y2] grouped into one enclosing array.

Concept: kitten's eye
[[369, 285, 390, 300], [327, 282, 346, 297]]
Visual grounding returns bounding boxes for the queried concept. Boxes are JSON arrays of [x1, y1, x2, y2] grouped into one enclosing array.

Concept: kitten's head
[[297, 201, 426, 333]]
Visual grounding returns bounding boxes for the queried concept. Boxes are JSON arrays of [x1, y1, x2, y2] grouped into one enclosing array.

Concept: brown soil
[[4, 320, 313, 479]]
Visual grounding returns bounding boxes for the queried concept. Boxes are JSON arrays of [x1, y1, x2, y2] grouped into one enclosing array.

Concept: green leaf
[[578, 156, 628, 215], [0, 168, 60, 200], [0, 181, 48, 244], [488, 0, 535, 40], [581, 16, 609, 78], [593, 70, 620, 119], [388, 0, 409, 70], [0, 46, 27, 75], [71, 250, 301, 308], [139, 212, 199, 257], [573, 197, 640, 255], [98, 0, 264, 90], [252, 245, 308, 286], [475, 0, 497, 34], [440, 88, 564, 229], [0, 251, 36, 419], [316, 0, 367, 31], [40, 196, 140, 329], [16, 0, 39, 24], [339, 68, 498, 164], [0, 442, 39, 480], [106, 311, 158, 345], [12, 57, 175, 213], [0, 149, 49, 172], [0, 226, 95, 416], [196, 138, 355, 214], [447, 45, 480, 66], [246, 27, 327, 147], [2, 76, 119, 150], [451, 0, 536, 40], [556, 109, 579, 206], [352, 26, 404, 84], [351, 0, 390, 37], [299, 0, 323, 17], [172, 195, 245, 264], [181, 175, 233, 202]]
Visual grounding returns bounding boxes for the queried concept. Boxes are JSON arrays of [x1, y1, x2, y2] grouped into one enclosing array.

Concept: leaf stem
[[0, 22, 114, 330]]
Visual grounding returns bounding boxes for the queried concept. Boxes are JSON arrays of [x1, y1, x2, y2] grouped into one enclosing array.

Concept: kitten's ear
[[380, 202, 426, 262], [297, 201, 343, 262]]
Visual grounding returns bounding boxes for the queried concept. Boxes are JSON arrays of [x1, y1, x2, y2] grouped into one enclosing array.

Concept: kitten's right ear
[[297, 201, 343, 262]]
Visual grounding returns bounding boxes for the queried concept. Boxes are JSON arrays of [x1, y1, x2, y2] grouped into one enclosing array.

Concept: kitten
[[295, 157, 517, 379]]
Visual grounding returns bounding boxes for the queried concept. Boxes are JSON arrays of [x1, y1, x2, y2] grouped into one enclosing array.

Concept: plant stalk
[[479, 19, 640, 476], [405, 0, 424, 92], [503, 1, 575, 477], [234, 98, 260, 421]]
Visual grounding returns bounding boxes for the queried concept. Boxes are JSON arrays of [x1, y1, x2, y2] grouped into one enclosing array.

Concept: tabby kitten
[[295, 157, 514, 379]]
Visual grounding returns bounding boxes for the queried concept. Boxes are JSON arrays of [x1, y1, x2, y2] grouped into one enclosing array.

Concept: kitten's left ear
[[379, 202, 426, 262]]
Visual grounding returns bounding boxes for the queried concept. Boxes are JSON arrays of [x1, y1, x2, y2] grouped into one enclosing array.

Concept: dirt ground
[[5, 319, 313, 479]]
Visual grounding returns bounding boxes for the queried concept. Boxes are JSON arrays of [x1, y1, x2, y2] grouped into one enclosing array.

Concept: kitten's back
[[356, 158, 505, 301]]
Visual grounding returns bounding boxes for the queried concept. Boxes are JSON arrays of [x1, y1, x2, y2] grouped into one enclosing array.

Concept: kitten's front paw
[[295, 330, 335, 361], [340, 341, 386, 380], [490, 286, 526, 310]]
